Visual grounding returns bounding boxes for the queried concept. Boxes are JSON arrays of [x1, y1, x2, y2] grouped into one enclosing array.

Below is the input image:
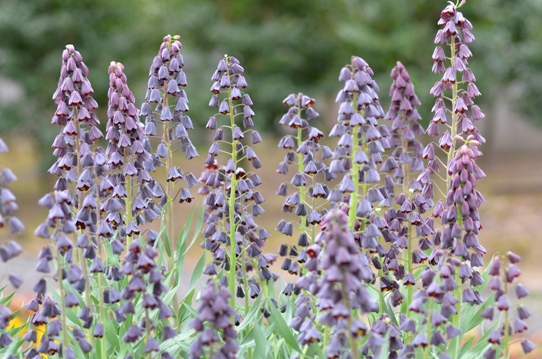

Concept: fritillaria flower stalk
[[50, 44, 103, 192], [39, 44, 107, 358], [329, 56, 388, 232], [117, 240, 175, 359], [141, 35, 199, 301], [32, 191, 82, 358], [483, 253, 533, 357], [330, 56, 399, 317], [295, 209, 377, 359], [416, 2, 489, 357], [383, 61, 430, 316], [189, 280, 238, 359], [275, 93, 330, 280], [385, 61, 425, 189], [200, 54, 274, 312], [48, 45, 106, 339], [105, 61, 156, 245], [0, 139, 25, 237], [0, 138, 24, 352]]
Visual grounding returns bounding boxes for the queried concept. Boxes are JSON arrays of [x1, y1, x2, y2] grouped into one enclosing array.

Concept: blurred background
[[0, 0, 541, 351]]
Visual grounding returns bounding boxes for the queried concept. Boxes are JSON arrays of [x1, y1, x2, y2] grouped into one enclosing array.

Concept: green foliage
[[1, 0, 541, 146]]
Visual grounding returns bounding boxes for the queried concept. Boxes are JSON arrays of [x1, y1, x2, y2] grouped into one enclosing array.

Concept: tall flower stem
[[296, 123, 307, 237], [447, 35, 463, 359], [423, 297, 435, 359], [227, 83, 239, 309], [339, 273, 360, 359], [124, 164, 134, 247], [97, 274, 107, 358], [405, 177, 414, 323], [145, 308, 152, 359], [55, 228, 68, 359], [503, 268, 510, 358], [402, 137, 414, 313], [347, 91, 360, 231], [73, 107, 96, 350], [161, 93, 180, 317], [93, 176, 108, 359]]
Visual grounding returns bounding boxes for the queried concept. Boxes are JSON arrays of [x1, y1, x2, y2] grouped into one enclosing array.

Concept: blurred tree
[[0, 0, 151, 170], [0, 0, 541, 160], [472, 0, 542, 126]]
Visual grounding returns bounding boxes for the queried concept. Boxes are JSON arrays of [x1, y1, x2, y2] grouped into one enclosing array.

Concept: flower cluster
[[379, 62, 431, 312], [141, 35, 199, 281], [329, 56, 389, 239], [200, 55, 276, 312], [483, 253, 534, 357], [142, 35, 198, 163], [189, 280, 238, 358], [29, 190, 81, 356], [118, 240, 176, 358], [49, 44, 103, 190], [104, 61, 158, 242], [0, 139, 24, 236], [406, 2, 492, 356], [0, 139, 23, 353], [385, 61, 425, 188], [428, 1, 485, 140], [275, 93, 330, 280], [295, 209, 377, 359]]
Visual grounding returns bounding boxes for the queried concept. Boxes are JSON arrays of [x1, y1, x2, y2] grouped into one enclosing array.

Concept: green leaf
[[0, 290, 15, 306], [376, 329, 391, 359], [160, 326, 195, 354], [176, 203, 204, 257], [380, 293, 398, 326], [188, 251, 206, 292], [173, 203, 202, 289], [246, 321, 268, 359], [460, 298, 494, 333], [157, 223, 171, 258], [177, 288, 196, 322], [303, 343, 325, 359], [267, 300, 300, 353], [458, 335, 476, 358], [460, 319, 499, 359], [237, 295, 261, 331], [104, 309, 120, 350]]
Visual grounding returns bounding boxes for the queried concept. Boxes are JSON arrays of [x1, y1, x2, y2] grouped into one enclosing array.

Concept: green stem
[[423, 297, 434, 359], [401, 118, 415, 323], [145, 308, 152, 359], [503, 263, 510, 358], [56, 228, 68, 359], [241, 247, 250, 315], [77, 247, 95, 349], [73, 107, 96, 350], [227, 77, 239, 309], [97, 274, 107, 358], [161, 90, 180, 318], [348, 91, 360, 231], [296, 113, 309, 278], [406, 207, 414, 320], [447, 35, 463, 359], [125, 169, 134, 247], [297, 124, 307, 236], [339, 268, 360, 359], [350, 110, 369, 236], [94, 183, 108, 359]]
